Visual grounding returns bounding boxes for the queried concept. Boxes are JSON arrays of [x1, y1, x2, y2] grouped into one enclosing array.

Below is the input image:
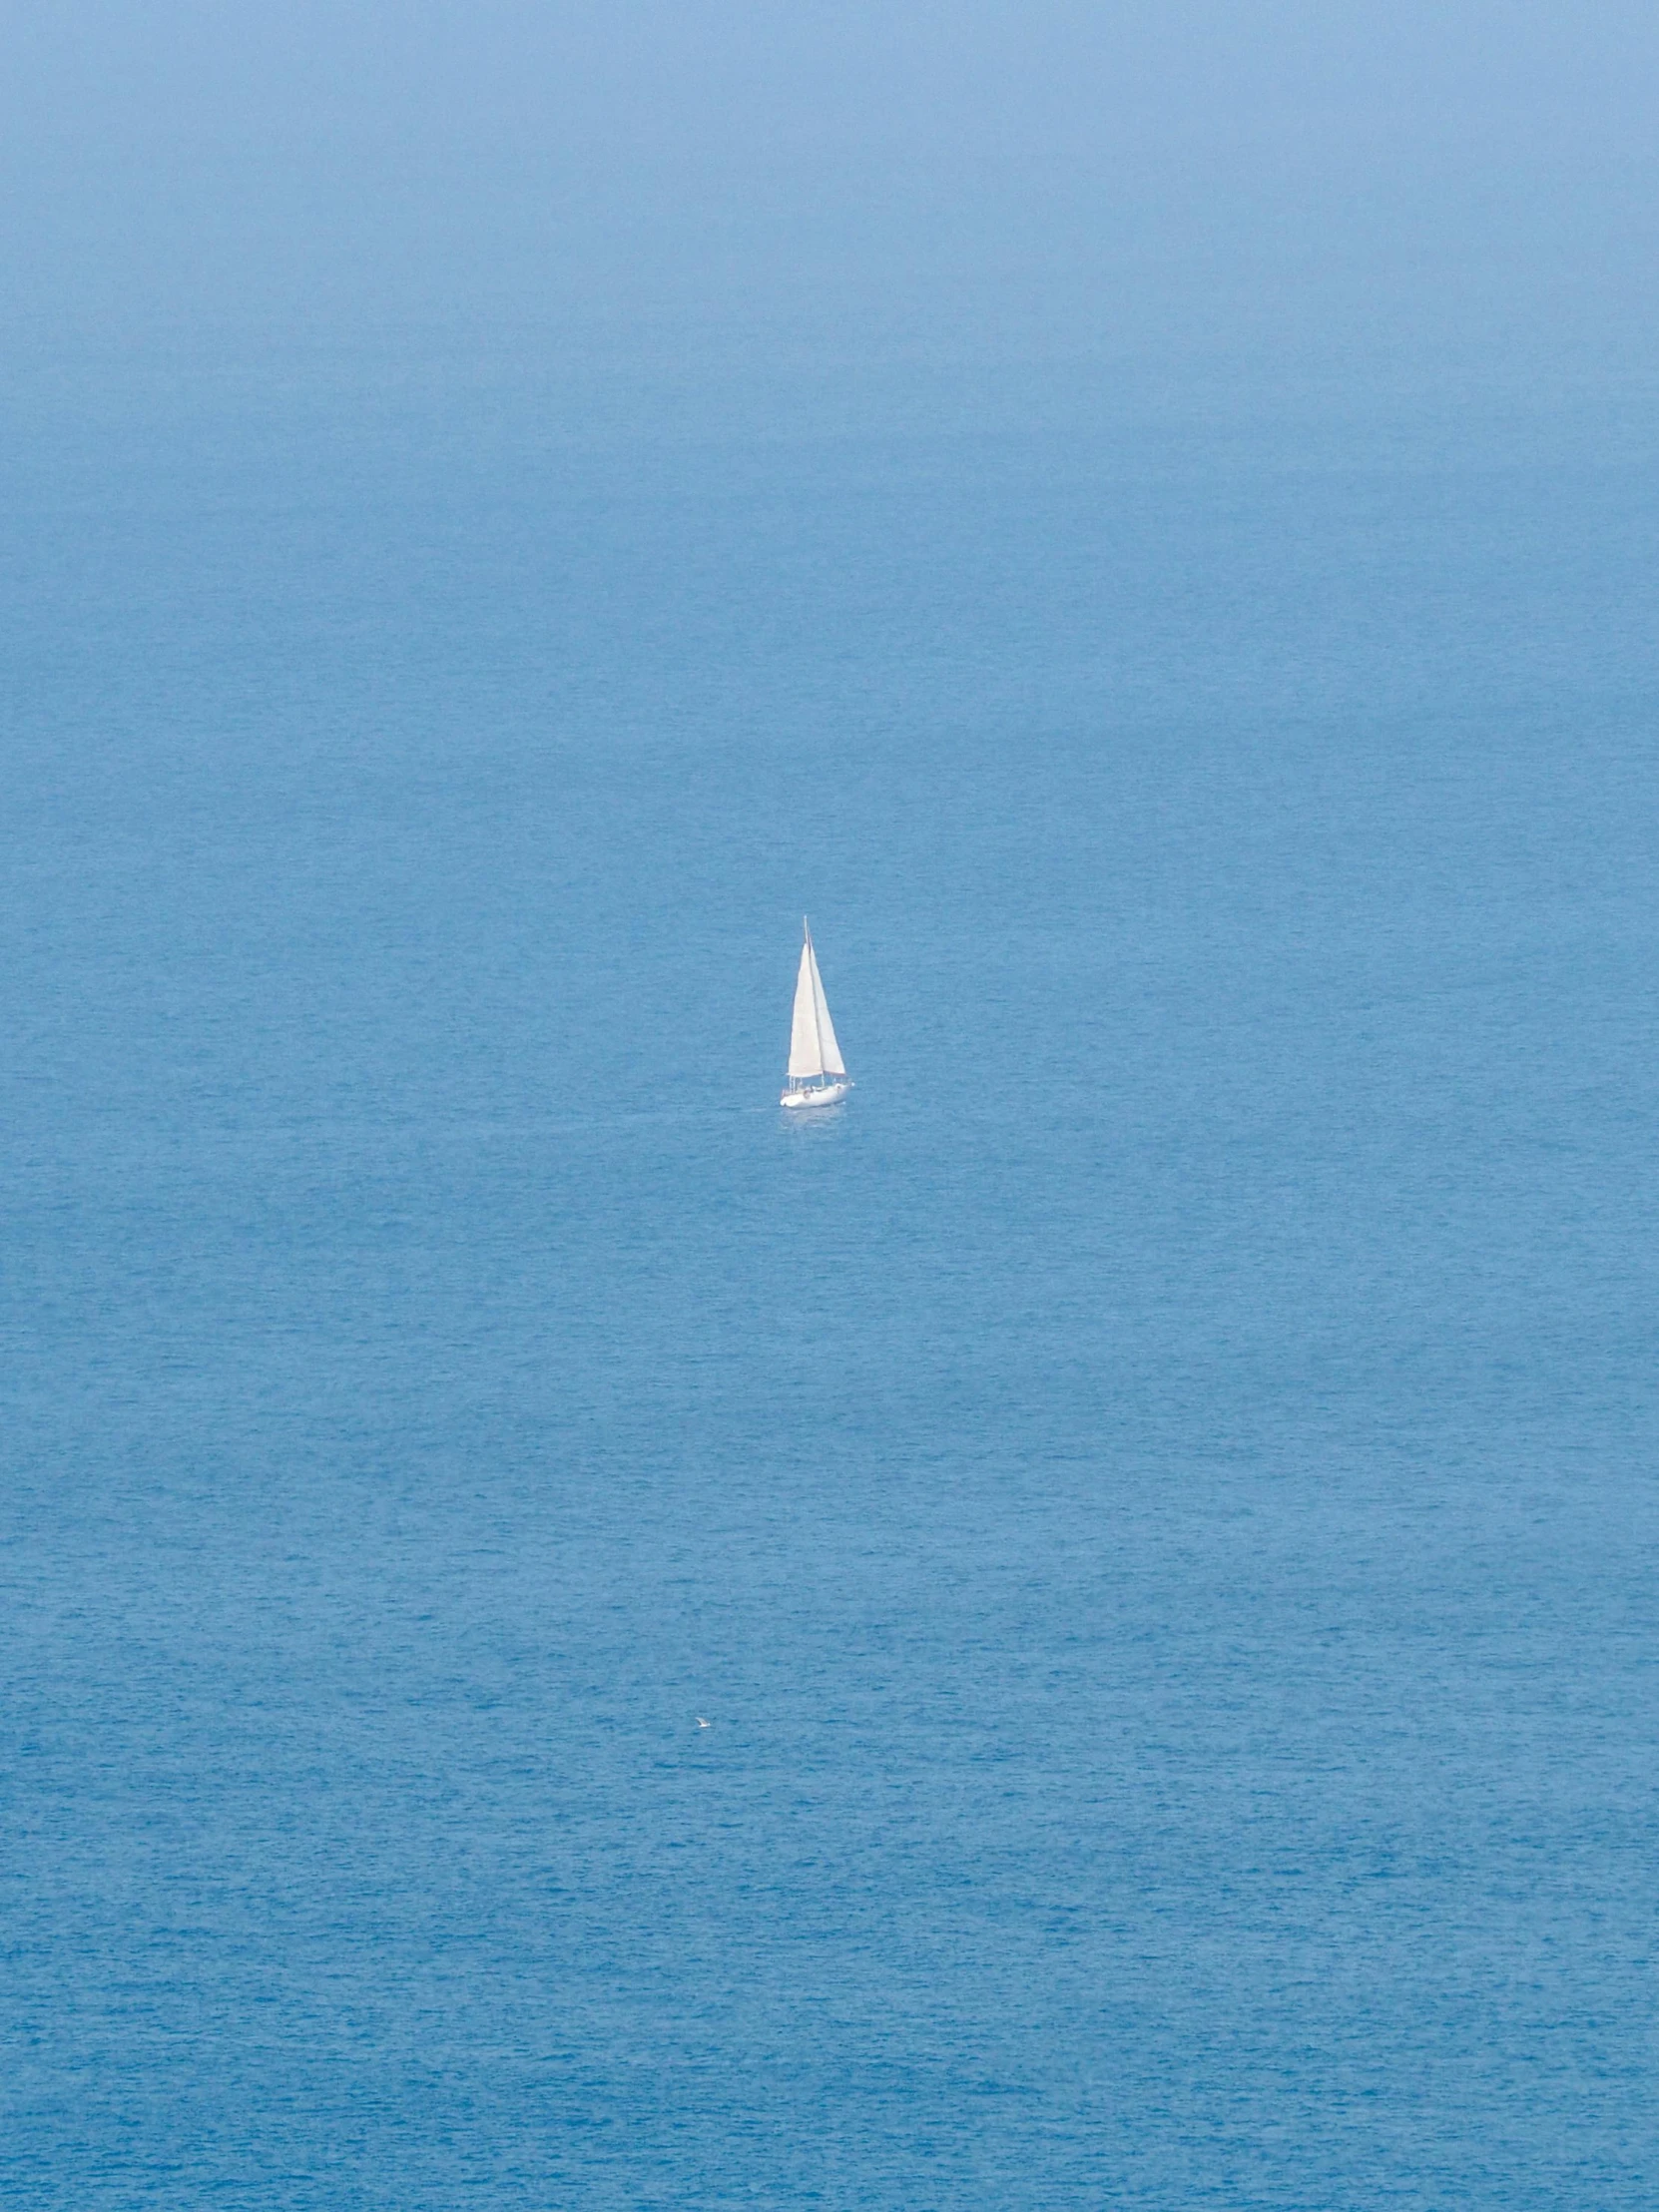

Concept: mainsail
[[787, 924, 845, 1080]]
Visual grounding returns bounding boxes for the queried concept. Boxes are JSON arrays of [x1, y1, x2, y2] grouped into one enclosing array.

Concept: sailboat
[[781, 919, 852, 1108]]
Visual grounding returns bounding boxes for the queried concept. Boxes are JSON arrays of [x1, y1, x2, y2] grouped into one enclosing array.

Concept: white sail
[[785, 923, 848, 1086], [809, 944, 845, 1075], [788, 940, 825, 1078]]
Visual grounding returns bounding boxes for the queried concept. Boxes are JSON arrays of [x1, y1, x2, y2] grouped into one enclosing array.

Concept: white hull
[[781, 1080, 850, 1109]]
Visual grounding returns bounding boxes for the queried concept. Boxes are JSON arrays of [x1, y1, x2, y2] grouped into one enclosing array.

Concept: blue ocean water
[[3, 339, 1657, 2207]]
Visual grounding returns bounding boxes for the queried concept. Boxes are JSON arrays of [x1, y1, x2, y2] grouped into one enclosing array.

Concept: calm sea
[[3, 335, 1656, 2206]]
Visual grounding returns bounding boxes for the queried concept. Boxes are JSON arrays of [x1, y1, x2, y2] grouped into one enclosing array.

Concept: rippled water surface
[[3, 345, 1656, 2206]]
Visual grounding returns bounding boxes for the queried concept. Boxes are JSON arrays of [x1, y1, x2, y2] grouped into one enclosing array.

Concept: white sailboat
[[781, 919, 851, 1108]]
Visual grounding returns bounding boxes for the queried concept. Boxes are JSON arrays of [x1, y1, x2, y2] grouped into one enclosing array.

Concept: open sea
[[3, 333, 1656, 2206]]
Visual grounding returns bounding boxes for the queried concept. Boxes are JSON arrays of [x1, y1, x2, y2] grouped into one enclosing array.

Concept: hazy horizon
[[6, 3, 1657, 374]]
